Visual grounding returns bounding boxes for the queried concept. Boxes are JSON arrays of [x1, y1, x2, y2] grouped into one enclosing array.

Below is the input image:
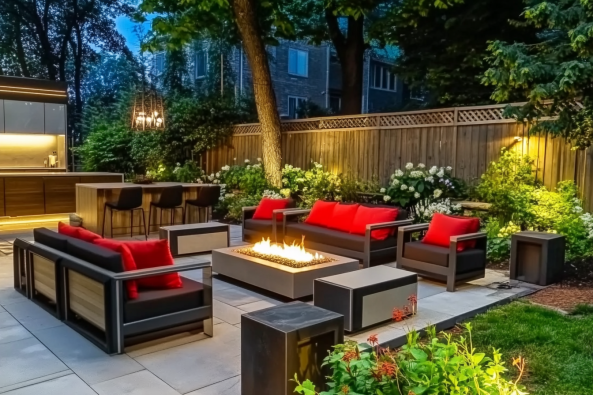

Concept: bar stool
[[148, 185, 185, 233], [185, 186, 221, 223], [102, 187, 147, 239]]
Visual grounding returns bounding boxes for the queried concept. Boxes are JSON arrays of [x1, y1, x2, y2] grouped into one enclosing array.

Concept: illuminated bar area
[[0, 76, 122, 218]]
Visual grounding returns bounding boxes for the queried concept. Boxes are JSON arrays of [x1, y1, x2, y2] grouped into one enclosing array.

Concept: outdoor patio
[[0, 223, 542, 395]]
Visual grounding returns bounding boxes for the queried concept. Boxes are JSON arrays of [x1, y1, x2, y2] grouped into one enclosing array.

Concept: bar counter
[[0, 172, 123, 217], [76, 182, 210, 236]]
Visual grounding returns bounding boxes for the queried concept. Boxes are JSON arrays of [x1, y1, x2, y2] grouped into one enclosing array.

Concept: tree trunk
[[231, 0, 283, 187], [325, 11, 366, 115], [15, 18, 31, 77]]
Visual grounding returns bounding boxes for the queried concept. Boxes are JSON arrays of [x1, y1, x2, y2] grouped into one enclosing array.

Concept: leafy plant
[[414, 198, 463, 223], [173, 161, 205, 183], [294, 323, 528, 395], [281, 162, 343, 208], [484, 220, 521, 264]]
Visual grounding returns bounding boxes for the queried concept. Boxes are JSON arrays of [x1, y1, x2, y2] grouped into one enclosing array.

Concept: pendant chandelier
[[131, 88, 165, 130]]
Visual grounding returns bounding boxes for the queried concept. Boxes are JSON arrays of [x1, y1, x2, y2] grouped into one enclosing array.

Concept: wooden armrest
[[112, 260, 211, 281], [242, 206, 258, 212], [366, 219, 413, 230], [398, 223, 430, 233], [283, 209, 311, 217], [450, 232, 487, 242], [272, 208, 302, 215]]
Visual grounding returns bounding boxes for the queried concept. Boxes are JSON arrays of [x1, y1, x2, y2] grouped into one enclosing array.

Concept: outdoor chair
[[148, 185, 185, 232], [102, 187, 147, 239], [242, 198, 297, 242], [396, 216, 487, 292], [185, 185, 221, 223]]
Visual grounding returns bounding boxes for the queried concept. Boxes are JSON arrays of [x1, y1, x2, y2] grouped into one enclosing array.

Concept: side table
[[242, 301, 343, 395], [510, 231, 565, 286], [159, 223, 229, 256]]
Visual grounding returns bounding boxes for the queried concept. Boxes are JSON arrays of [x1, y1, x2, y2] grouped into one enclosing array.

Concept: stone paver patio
[[0, 223, 541, 394]]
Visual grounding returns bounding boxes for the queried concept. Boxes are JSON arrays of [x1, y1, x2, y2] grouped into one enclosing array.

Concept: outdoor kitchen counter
[[76, 182, 212, 236], [0, 172, 123, 217]]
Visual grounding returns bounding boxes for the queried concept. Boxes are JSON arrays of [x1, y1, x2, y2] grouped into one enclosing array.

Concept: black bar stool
[[102, 187, 147, 239], [148, 185, 185, 233], [185, 186, 221, 223]]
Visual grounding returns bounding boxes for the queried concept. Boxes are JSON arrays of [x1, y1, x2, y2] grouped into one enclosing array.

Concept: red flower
[[341, 385, 350, 394], [377, 361, 398, 377], [342, 350, 358, 363], [367, 334, 379, 346], [392, 308, 404, 322], [408, 294, 418, 304]]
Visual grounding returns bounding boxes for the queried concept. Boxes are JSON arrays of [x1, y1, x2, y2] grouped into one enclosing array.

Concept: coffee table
[[212, 245, 359, 299], [314, 265, 418, 332], [159, 223, 229, 256]]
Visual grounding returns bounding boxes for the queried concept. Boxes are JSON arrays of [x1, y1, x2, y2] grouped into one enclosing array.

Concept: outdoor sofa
[[13, 227, 213, 354], [242, 198, 297, 242]]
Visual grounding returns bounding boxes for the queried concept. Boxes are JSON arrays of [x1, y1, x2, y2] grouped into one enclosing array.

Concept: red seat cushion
[[305, 201, 337, 227], [77, 228, 102, 243], [95, 239, 182, 289], [350, 206, 399, 240], [58, 222, 80, 238], [328, 203, 360, 232], [252, 198, 291, 221], [447, 215, 480, 249], [93, 239, 138, 299], [422, 213, 474, 251]]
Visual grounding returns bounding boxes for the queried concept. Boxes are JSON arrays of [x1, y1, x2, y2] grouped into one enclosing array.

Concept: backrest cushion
[[350, 206, 399, 240], [328, 203, 360, 232], [58, 222, 79, 238], [95, 239, 182, 290], [422, 213, 473, 251], [93, 239, 138, 299], [447, 215, 480, 249], [34, 228, 70, 252], [305, 201, 337, 227], [252, 198, 291, 221], [66, 238, 124, 273], [77, 228, 102, 243]]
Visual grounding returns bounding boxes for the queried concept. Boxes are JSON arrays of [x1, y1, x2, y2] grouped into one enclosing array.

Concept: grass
[[467, 301, 593, 395]]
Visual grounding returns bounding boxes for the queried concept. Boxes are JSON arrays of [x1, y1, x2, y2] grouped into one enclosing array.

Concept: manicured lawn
[[467, 301, 593, 395]]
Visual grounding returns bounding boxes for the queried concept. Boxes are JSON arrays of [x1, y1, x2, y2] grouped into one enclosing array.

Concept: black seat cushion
[[66, 238, 124, 273], [33, 228, 72, 252], [244, 219, 274, 234], [403, 241, 485, 274], [124, 278, 205, 323], [285, 223, 396, 252]]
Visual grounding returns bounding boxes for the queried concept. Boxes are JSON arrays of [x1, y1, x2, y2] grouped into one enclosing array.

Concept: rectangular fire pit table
[[212, 245, 359, 299], [314, 265, 418, 332]]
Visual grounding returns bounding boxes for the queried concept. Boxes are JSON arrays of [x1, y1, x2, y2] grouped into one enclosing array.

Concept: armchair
[[396, 223, 487, 291], [242, 206, 298, 243]]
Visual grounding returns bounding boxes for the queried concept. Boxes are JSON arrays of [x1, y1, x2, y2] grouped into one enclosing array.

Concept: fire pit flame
[[234, 237, 335, 268]]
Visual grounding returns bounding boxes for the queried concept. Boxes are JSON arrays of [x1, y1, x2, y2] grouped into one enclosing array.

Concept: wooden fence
[[204, 103, 593, 211]]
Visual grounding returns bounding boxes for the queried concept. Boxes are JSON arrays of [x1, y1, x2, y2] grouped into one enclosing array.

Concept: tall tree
[[138, 0, 299, 186], [372, 0, 538, 107], [483, 0, 593, 150]]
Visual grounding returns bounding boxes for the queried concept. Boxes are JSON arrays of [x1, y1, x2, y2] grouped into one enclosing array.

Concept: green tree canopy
[[483, 0, 593, 149]]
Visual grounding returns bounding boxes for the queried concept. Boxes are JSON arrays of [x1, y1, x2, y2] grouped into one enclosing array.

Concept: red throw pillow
[[58, 222, 79, 238], [422, 213, 473, 251], [252, 198, 291, 221], [77, 228, 102, 243], [328, 203, 360, 232], [305, 201, 338, 227], [448, 215, 480, 249], [93, 239, 138, 299], [350, 206, 399, 240]]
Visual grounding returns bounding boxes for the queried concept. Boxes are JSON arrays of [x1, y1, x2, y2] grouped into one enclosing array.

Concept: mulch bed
[[487, 258, 593, 312]]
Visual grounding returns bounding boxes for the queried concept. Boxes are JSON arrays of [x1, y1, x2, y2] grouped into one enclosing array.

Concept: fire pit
[[212, 240, 359, 299], [234, 238, 335, 268]]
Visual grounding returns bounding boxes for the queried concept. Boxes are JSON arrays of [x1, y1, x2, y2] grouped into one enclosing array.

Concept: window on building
[[329, 95, 341, 114], [288, 48, 308, 77], [155, 53, 165, 75], [195, 50, 207, 79], [409, 88, 425, 101], [371, 63, 397, 91], [288, 96, 307, 119]]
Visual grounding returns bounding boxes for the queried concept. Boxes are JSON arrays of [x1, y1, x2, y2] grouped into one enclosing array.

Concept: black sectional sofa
[[281, 205, 412, 267], [14, 228, 213, 354]]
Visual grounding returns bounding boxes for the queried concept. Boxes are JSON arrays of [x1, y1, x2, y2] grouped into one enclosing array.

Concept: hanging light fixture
[[131, 88, 165, 131]]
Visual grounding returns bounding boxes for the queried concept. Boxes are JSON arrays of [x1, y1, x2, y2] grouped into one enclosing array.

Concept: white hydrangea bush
[[414, 198, 463, 223]]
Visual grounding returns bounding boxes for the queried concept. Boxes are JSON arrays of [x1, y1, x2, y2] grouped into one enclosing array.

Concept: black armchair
[[396, 223, 487, 291], [241, 205, 298, 243]]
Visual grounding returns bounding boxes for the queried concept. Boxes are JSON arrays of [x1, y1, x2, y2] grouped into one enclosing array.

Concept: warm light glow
[[514, 136, 523, 142], [0, 214, 69, 226], [153, 111, 158, 116], [251, 238, 325, 263], [0, 134, 60, 145], [0, 85, 65, 93]]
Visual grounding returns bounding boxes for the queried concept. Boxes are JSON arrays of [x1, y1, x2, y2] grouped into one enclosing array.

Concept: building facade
[[154, 40, 409, 118]]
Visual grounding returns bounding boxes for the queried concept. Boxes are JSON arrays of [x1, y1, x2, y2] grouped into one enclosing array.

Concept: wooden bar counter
[[76, 182, 210, 236]]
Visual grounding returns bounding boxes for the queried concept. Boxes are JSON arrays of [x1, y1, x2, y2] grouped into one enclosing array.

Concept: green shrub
[[281, 162, 342, 208], [173, 161, 204, 183], [484, 220, 521, 264], [293, 323, 527, 395], [75, 121, 135, 174]]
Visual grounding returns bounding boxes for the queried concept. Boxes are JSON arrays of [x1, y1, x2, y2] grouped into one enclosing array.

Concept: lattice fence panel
[[457, 107, 506, 123], [281, 120, 320, 132], [233, 124, 262, 135], [319, 116, 378, 129], [380, 111, 454, 127]]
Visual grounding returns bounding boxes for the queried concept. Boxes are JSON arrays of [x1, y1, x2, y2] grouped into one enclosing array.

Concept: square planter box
[[212, 246, 359, 299], [510, 231, 565, 286], [314, 265, 418, 332]]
